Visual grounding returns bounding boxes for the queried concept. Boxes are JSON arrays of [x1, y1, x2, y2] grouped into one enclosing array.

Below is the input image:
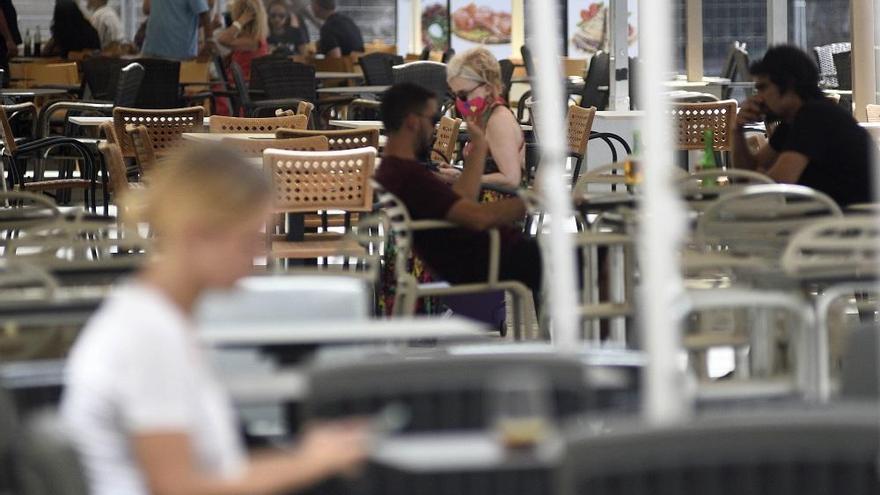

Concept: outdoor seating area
[[1, 1, 880, 494]]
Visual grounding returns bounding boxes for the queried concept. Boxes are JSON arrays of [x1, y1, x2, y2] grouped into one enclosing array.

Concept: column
[[852, 0, 877, 121], [608, 0, 631, 110], [511, 0, 525, 58], [767, 0, 788, 45], [685, 0, 703, 82]]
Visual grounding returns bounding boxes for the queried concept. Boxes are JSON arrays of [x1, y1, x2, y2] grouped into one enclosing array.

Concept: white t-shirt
[[90, 4, 124, 48], [62, 282, 245, 495]]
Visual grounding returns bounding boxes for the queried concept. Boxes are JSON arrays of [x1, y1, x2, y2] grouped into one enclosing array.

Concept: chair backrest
[[302, 353, 591, 431], [561, 407, 880, 495], [358, 52, 400, 86], [113, 63, 145, 108], [696, 184, 844, 259], [209, 114, 307, 133], [867, 104, 880, 123], [80, 56, 126, 101], [670, 100, 737, 151], [567, 105, 597, 157], [441, 48, 456, 63], [813, 42, 850, 88], [392, 61, 449, 103], [251, 56, 316, 103], [131, 58, 182, 109], [97, 141, 132, 196], [781, 215, 879, 279], [12, 412, 90, 495], [125, 124, 158, 174], [832, 50, 853, 91], [29, 63, 79, 86], [263, 147, 376, 213], [432, 116, 461, 163], [313, 55, 355, 73], [0, 191, 61, 232], [0, 104, 22, 155], [112, 106, 204, 158], [220, 135, 329, 157], [499, 59, 515, 102], [275, 127, 380, 151], [580, 51, 610, 110]]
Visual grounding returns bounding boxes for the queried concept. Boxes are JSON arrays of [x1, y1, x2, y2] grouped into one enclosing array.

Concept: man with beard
[[374, 83, 542, 295]]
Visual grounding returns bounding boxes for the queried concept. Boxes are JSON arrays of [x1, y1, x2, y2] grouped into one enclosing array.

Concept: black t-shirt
[[0, 0, 21, 61], [317, 12, 364, 56], [769, 98, 874, 207], [267, 25, 308, 49], [374, 155, 540, 291]]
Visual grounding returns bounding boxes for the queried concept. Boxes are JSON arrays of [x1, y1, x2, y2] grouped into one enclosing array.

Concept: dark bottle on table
[[33, 27, 41, 57], [23, 28, 31, 57]]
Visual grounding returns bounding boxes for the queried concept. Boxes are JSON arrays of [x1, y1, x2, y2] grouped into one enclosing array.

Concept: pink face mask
[[456, 96, 489, 118]]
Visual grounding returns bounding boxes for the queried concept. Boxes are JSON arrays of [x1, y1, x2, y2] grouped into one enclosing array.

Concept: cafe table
[[329, 119, 534, 133], [68, 115, 212, 128], [315, 71, 364, 80], [0, 88, 70, 99], [316, 85, 390, 96]]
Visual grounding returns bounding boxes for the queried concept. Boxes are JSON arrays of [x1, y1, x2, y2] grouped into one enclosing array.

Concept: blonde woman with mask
[[445, 47, 525, 197], [62, 145, 367, 495]]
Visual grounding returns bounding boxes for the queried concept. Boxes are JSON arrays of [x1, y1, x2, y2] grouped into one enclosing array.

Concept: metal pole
[[792, 0, 807, 48], [638, 0, 691, 425], [767, 0, 788, 45], [527, 0, 580, 352], [608, 0, 630, 110]]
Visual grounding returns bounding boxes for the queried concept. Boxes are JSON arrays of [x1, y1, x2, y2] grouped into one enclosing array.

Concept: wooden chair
[[566, 105, 598, 186], [97, 141, 139, 197], [867, 104, 880, 123], [29, 62, 79, 86], [313, 56, 355, 74], [670, 99, 737, 153], [220, 135, 329, 157], [209, 114, 307, 133], [275, 128, 380, 151], [275, 101, 316, 128], [431, 116, 461, 164], [112, 106, 205, 158], [125, 125, 158, 175], [263, 147, 374, 264]]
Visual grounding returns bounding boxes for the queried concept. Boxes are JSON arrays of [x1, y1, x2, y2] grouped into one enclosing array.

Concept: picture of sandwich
[[571, 2, 606, 55], [452, 2, 512, 45]]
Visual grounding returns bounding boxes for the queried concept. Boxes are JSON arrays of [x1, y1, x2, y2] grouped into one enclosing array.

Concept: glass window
[[788, 0, 850, 49]]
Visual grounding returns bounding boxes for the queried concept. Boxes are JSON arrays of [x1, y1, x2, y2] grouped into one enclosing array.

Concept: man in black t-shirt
[[733, 45, 874, 207], [310, 0, 364, 58]]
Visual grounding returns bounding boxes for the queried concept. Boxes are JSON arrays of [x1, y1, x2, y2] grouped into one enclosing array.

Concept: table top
[[0, 88, 70, 97], [200, 316, 489, 347], [595, 110, 645, 119], [315, 71, 364, 80], [317, 85, 390, 95], [69, 116, 212, 127], [371, 433, 563, 472], [329, 119, 534, 132], [181, 132, 276, 143]]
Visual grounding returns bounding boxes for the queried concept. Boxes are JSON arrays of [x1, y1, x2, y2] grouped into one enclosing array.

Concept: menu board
[[450, 0, 513, 60], [422, 1, 450, 51], [567, 0, 638, 58]]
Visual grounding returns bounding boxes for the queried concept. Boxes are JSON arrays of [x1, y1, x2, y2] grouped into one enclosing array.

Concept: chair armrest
[[37, 101, 112, 138], [3, 102, 38, 140]]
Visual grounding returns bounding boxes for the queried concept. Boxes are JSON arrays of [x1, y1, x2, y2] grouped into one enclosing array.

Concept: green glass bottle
[[699, 129, 717, 186]]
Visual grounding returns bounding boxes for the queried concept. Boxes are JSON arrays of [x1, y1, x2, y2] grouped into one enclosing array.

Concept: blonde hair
[[446, 47, 503, 97], [230, 0, 268, 42], [137, 145, 271, 237]]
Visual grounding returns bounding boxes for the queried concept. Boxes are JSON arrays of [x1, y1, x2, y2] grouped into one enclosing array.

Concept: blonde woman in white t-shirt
[[62, 145, 367, 495]]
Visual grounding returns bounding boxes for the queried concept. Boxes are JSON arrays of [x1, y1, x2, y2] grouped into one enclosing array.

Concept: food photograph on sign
[[422, 2, 450, 51], [568, 0, 638, 57]]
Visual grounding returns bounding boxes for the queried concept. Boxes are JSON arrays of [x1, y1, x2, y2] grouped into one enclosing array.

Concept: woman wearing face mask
[[445, 47, 525, 197], [62, 145, 368, 495]]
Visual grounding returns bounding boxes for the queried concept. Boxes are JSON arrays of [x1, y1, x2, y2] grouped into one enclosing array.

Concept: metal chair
[[251, 56, 317, 104], [79, 56, 126, 101], [275, 127, 379, 151], [302, 353, 590, 431], [832, 50, 853, 91], [232, 60, 313, 117], [209, 114, 307, 133], [499, 58, 515, 102], [579, 51, 609, 110], [392, 61, 449, 104], [373, 184, 536, 339], [358, 52, 402, 86], [781, 216, 879, 282], [678, 169, 775, 212], [695, 184, 843, 260], [560, 406, 880, 495], [131, 58, 181, 109], [813, 42, 850, 88]]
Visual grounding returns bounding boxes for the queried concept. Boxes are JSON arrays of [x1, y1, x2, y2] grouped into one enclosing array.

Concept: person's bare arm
[[134, 423, 367, 495], [732, 96, 778, 171], [200, 11, 214, 41], [764, 151, 809, 184], [446, 197, 526, 231], [481, 108, 522, 188], [215, 9, 257, 50], [451, 116, 489, 200]]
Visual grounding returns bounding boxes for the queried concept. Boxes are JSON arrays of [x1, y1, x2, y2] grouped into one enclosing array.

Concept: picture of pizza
[[452, 2, 512, 45]]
